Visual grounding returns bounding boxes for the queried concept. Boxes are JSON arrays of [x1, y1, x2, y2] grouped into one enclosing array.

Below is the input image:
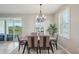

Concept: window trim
[[58, 7, 70, 39], [35, 21, 44, 33]]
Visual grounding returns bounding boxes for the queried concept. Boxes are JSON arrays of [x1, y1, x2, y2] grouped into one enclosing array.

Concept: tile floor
[[0, 41, 67, 54]]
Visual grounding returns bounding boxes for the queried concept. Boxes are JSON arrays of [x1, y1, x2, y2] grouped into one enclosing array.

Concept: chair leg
[[50, 41, 54, 53], [27, 43, 28, 50], [48, 48, 49, 54], [18, 44, 20, 51], [56, 43, 57, 50], [22, 42, 27, 54], [28, 48, 30, 54], [37, 48, 38, 54], [39, 48, 41, 54]]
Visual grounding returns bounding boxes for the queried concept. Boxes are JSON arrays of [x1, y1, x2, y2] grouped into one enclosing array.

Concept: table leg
[[50, 41, 54, 53], [22, 41, 27, 54]]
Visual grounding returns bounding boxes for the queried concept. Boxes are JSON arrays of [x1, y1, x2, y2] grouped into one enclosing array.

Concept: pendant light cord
[[40, 4, 42, 16]]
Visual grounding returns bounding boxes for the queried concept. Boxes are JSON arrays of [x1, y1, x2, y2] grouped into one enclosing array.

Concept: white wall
[[54, 5, 79, 53], [22, 14, 54, 36], [70, 5, 79, 53], [0, 14, 54, 36]]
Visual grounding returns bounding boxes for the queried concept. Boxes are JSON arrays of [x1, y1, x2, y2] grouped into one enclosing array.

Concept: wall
[[70, 4, 79, 53], [54, 5, 79, 53], [0, 14, 54, 36]]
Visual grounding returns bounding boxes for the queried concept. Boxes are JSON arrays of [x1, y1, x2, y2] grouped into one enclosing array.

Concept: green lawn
[[9, 26, 22, 35]]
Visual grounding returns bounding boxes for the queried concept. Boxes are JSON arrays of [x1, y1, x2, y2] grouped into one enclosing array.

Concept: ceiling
[[0, 4, 63, 14]]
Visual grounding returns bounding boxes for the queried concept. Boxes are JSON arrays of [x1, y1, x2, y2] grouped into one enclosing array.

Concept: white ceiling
[[0, 4, 63, 14]]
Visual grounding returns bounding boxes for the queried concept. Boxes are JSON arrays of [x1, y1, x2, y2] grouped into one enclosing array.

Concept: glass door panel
[[0, 17, 22, 41], [13, 18, 22, 41], [0, 20, 5, 41], [6, 19, 14, 41]]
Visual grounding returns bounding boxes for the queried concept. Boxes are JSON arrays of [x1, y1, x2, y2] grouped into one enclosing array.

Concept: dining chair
[[39, 36, 50, 54], [31, 32, 37, 36], [38, 32, 44, 36], [50, 33, 58, 50], [28, 36, 38, 54], [17, 34, 27, 51]]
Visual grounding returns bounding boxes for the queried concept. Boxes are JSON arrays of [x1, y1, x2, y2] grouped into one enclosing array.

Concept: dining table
[[22, 35, 55, 54]]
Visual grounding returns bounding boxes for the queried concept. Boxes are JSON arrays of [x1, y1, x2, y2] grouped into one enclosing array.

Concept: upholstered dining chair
[[31, 32, 37, 36], [39, 36, 50, 54], [17, 34, 27, 51], [38, 32, 44, 36], [50, 33, 58, 50], [28, 36, 38, 54]]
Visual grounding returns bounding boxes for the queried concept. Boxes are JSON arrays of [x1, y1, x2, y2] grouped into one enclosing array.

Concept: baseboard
[[58, 43, 71, 54]]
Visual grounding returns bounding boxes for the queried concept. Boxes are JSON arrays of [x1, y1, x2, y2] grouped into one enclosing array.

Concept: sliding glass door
[[0, 19, 5, 41], [6, 19, 14, 41], [0, 17, 22, 41], [13, 18, 22, 41]]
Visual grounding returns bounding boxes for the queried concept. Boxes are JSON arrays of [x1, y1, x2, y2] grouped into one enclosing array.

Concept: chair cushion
[[19, 40, 26, 45]]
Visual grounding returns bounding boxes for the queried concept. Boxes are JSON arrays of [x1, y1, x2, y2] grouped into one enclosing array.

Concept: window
[[58, 8, 70, 39], [35, 21, 44, 33]]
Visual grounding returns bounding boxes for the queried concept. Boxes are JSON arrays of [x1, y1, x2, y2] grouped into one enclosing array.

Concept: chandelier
[[36, 4, 46, 22]]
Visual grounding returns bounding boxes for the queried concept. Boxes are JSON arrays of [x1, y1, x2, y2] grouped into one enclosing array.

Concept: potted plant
[[47, 24, 57, 36]]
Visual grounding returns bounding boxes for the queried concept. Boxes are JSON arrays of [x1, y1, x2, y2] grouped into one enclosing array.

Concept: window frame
[[35, 21, 44, 33], [58, 7, 70, 39]]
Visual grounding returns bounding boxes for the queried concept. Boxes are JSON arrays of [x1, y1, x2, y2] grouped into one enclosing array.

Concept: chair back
[[31, 32, 37, 36], [39, 36, 49, 48], [38, 32, 44, 36], [54, 33, 58, 41], [17, 34, 24, 41], [28, 36, 38, 48]]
